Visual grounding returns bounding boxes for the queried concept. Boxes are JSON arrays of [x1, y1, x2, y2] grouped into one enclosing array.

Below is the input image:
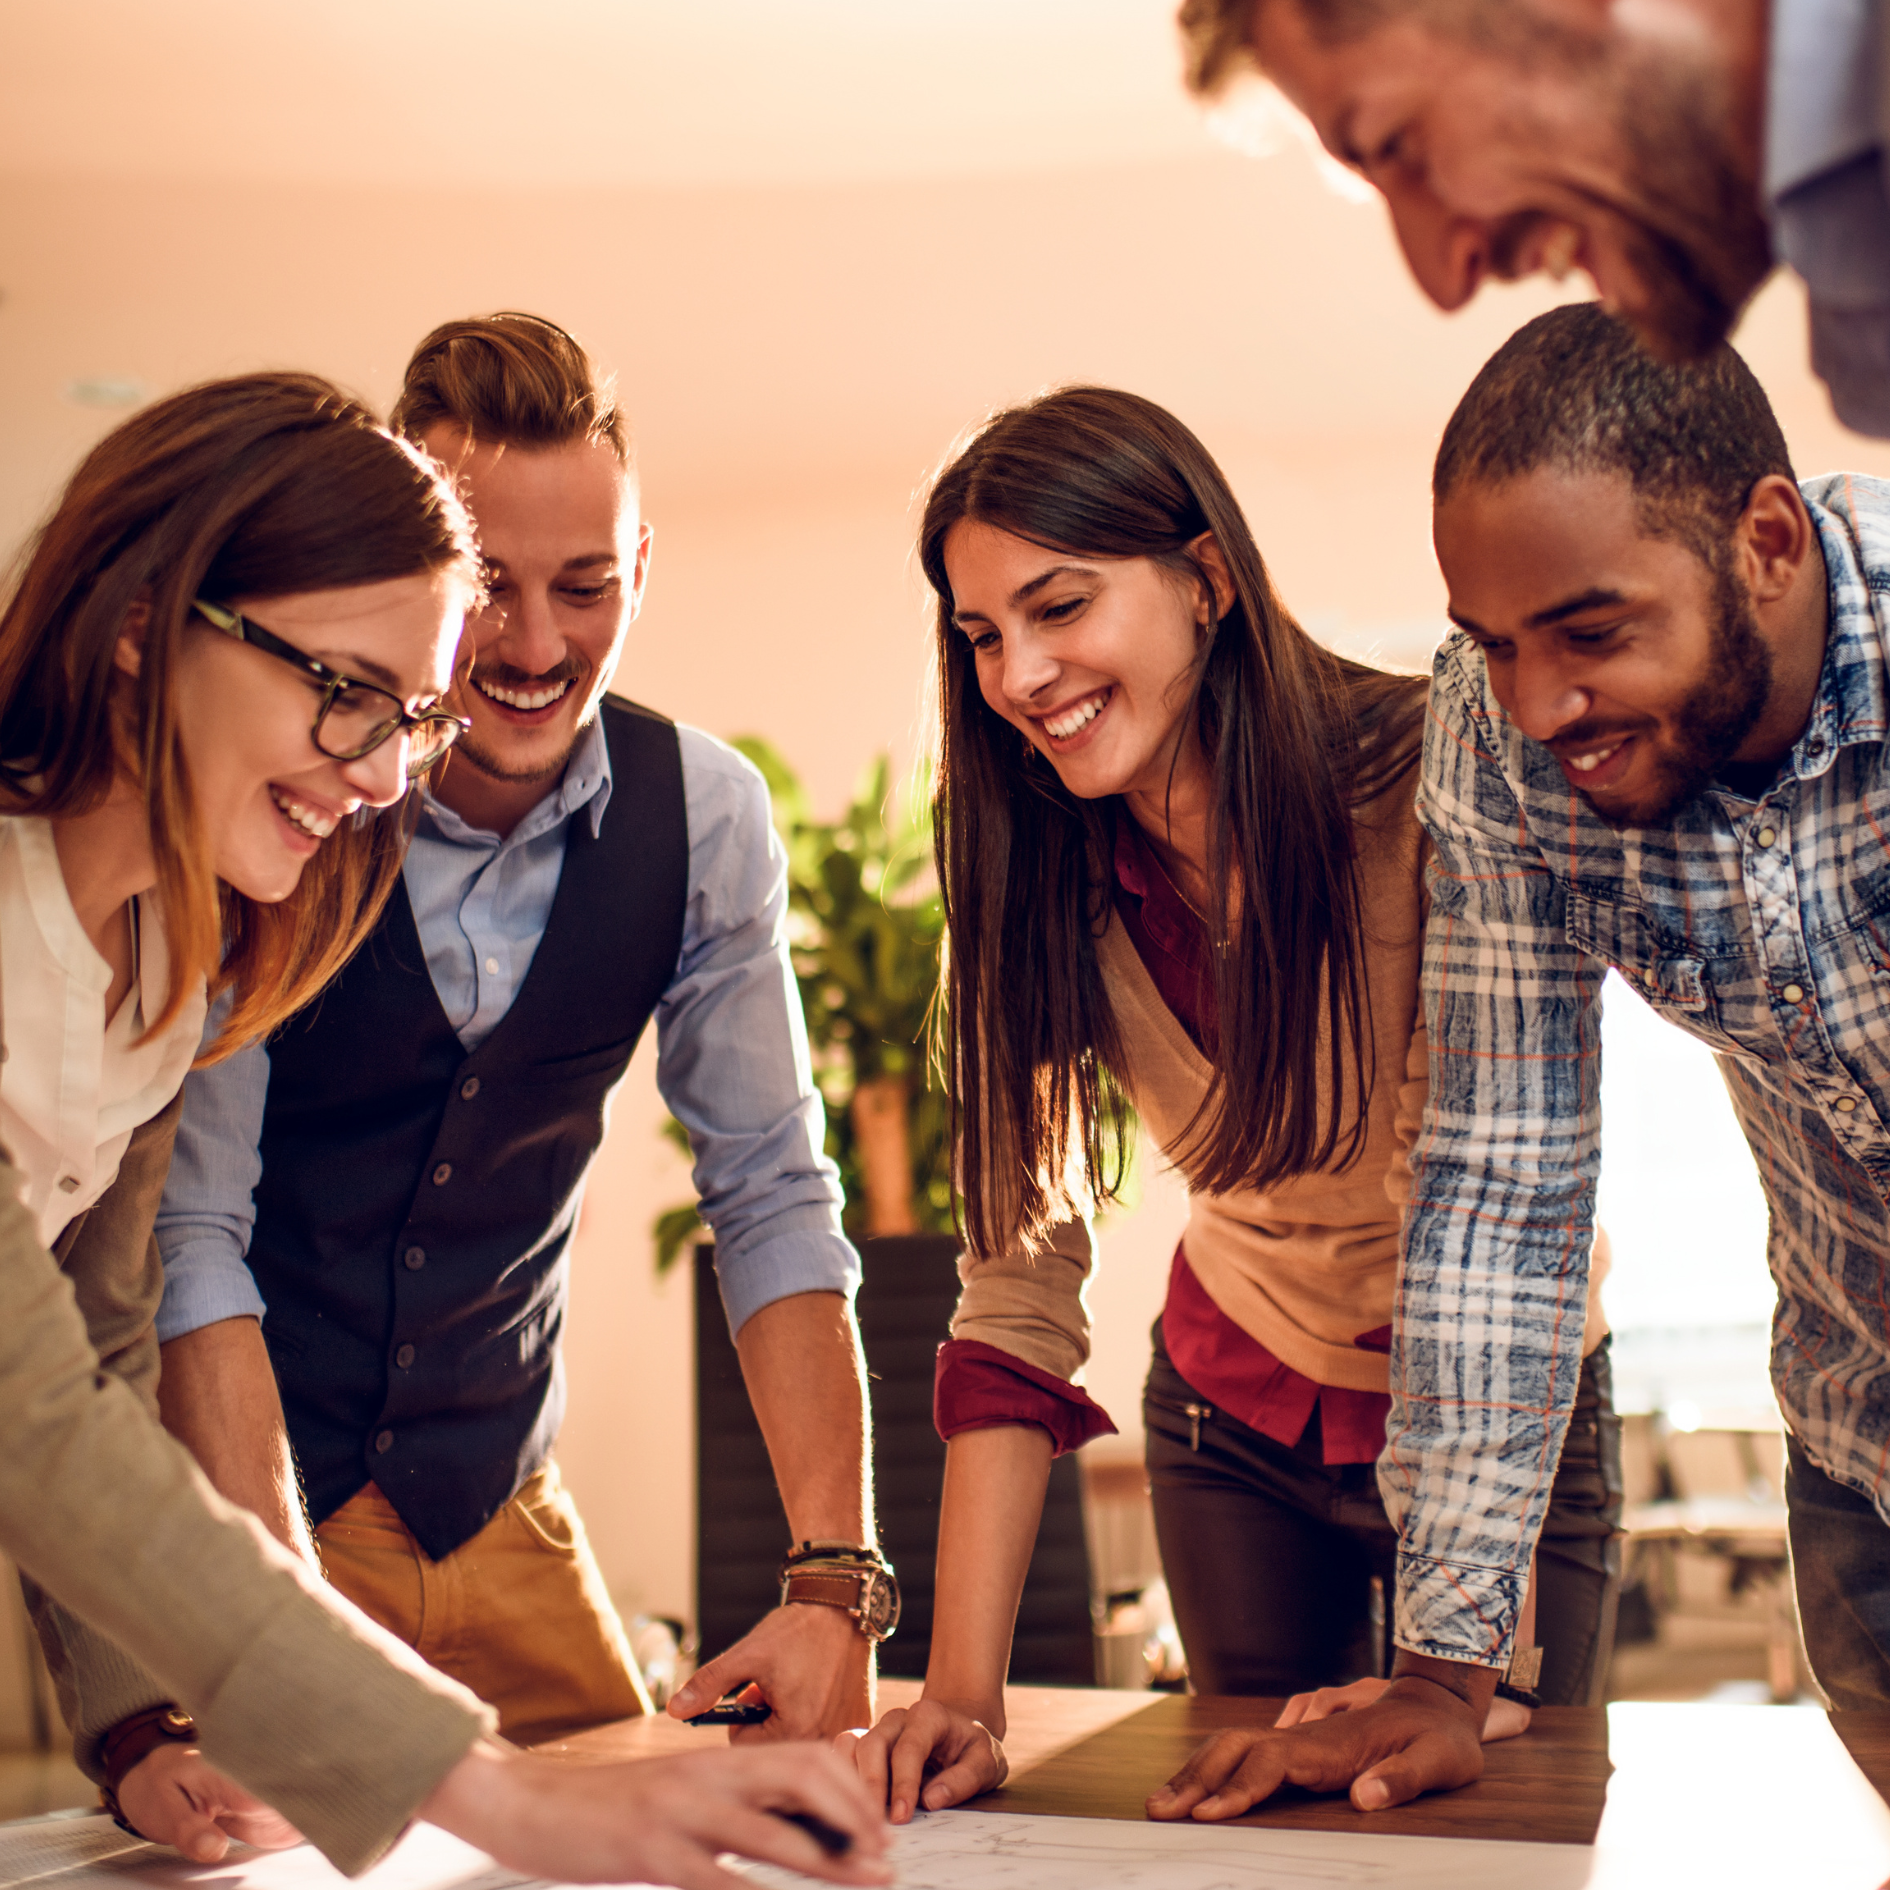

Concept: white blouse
[[0, 816, 207, 1248]]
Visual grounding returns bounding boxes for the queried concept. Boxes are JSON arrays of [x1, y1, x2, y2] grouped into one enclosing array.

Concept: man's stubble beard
[[454, 657, 599, 787], [454, 726, 582, 788], [1585, 561, 1774, 832]]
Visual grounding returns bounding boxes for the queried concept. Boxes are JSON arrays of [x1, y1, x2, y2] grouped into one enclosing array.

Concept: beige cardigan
[[0, 1152, 491, 1872], [953, 784, 1606, 1391]]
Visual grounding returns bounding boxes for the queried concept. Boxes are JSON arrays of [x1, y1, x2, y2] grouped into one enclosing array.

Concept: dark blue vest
[[251, 697, 688, 1560]]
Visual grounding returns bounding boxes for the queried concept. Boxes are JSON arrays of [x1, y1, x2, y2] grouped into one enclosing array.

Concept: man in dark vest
[[139, 314, 883, 1755]]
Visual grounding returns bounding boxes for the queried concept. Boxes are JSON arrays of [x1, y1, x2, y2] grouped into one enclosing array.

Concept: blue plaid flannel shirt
[[1388, 472, 1890, 1667]]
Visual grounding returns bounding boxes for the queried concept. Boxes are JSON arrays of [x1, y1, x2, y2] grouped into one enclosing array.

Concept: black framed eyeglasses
[[192, 599, 469, 774]]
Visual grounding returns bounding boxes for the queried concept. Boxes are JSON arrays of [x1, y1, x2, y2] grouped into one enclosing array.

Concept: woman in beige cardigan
[[0, 376, 884, 1886], [853, 386, 1617, 1822]]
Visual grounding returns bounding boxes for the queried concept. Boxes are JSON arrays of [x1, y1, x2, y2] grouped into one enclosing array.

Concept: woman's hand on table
[[1273, 1675, 1533, 1743], [843, 1697, 1008, 1824], [423, 1739, 891, 1887], [115, 1746, 301, 1861]]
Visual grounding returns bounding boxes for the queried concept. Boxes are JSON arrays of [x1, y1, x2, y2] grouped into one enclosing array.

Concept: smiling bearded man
[[1177, 0, 1890, 436], [1151, 302, 1890, 1819], [127, 314, 891, 1776]]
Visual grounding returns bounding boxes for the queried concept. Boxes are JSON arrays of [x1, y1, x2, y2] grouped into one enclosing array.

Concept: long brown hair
[[923, 386, 1425, 1257], [0, 372, 479, 1058]]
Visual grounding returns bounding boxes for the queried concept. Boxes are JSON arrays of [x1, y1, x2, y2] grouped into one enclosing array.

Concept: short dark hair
[[392, 312, 630, 464], [1433, 302, 1795, 561]]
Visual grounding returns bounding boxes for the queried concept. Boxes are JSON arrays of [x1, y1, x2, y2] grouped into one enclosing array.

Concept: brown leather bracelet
[[97, 1704, 197, 1837]]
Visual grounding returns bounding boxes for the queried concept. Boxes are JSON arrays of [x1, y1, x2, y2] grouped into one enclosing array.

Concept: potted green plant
[[653, 738, 953, 1269]]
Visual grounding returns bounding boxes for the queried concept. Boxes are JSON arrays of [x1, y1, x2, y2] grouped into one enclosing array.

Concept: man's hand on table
[[667, 1603, 872, 1742], [424, 1738, 890, 1887], [843, 1695, 1007, 1824], [1147, 1658, 1498, 1821], [115, 1746, 301, 1861], [1274, 1674, 1532, 1743]]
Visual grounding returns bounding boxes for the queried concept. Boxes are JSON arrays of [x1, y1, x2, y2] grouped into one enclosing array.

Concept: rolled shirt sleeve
[[1384, 638, 1601, 1669], [153, 1011, 270, 1343], [662, 729, 857, 1336]]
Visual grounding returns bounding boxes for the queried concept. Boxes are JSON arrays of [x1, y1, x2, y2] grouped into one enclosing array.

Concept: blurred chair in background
[[694, 1239, 1094, 1690]]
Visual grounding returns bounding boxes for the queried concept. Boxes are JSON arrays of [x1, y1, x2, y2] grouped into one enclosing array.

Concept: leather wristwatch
[[98, 1704, 198, 1837], [779, 1543, 900, 1643]]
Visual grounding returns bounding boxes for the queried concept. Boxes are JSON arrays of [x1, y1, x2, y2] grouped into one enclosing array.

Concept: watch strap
[[783, 1570, 871, 1611], [780, 1558, 900, 1642], [1496, 1643, 1543, 1711], [97, 1704, 198, 1838]]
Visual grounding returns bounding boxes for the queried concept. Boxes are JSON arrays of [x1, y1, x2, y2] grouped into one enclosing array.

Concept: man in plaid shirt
[[1152, 302, 1885, 1819]]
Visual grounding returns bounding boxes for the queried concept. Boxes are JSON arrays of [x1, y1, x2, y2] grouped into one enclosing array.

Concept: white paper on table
[[0, 1805, 1599, 1890], [0, 1815, 576, 1890], [734, 1806, 1597, 1890]]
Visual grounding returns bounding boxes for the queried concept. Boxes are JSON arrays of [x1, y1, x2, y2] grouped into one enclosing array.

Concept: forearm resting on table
[[158, 1318, 316, 1565], [924, 1424, 1054, 1730]]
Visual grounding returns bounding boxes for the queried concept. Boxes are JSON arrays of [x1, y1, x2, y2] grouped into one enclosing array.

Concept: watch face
[[863, 1570, 901, 1642]]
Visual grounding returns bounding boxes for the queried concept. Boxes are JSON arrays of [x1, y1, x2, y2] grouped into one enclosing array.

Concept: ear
[[114, 600, 152, 680], [627, 517, 655, 622], [1736, 475, 1817, 605], [1187, 531, 1238, 625]]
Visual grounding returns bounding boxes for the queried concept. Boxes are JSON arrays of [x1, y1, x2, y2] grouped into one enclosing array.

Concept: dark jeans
[[1144, 1323, 1624, 1704], [1786, 1434, 1890, 1709]]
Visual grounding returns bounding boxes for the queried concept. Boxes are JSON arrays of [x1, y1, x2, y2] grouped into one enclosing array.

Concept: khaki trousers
[[315, 1458, 651, 1745]]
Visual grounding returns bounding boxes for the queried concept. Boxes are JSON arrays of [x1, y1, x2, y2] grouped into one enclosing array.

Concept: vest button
[[460, 1076, 481, 1101], [395, 1344, 416, 1369], [1781, 983, 1806, 1006], [374, 1429, 394, 1453], [432, 1162, 453, 1186], [1835, 1096, 1859, 1114], [404, 1246, 426, 1270]]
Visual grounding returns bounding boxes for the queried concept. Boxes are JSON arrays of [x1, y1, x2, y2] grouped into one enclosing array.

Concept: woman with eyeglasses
[[849, 386, 1618, 1823], [0, 374, 886, 1888]]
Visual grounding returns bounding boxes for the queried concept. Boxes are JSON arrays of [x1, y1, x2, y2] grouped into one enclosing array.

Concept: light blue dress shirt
[[155, 716, 857, 1343], [1767, 0, 1890, 434]]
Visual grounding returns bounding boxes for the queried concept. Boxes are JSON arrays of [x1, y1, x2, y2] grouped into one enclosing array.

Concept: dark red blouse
[[934, 817, 1393, 1464]]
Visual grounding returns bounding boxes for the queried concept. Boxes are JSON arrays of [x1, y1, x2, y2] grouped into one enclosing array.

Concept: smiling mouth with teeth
[[270, 786, 340, 840], [1566, 741, 1626, 774], [474, 675, 575, 712], [1041, 689, 1112, 741]]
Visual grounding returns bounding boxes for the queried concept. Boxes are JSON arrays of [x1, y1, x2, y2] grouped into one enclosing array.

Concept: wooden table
[[549, 1683, 1890, 1886], [984, 1694, 1610, 1844], [539, 1677, 1149, 1775]]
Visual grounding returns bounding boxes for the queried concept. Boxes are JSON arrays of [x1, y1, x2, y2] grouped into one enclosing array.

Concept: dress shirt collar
[[1791, 477, 1890, 783], [419, 711, 614, 849], [1766, 0, 1880, 205]]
